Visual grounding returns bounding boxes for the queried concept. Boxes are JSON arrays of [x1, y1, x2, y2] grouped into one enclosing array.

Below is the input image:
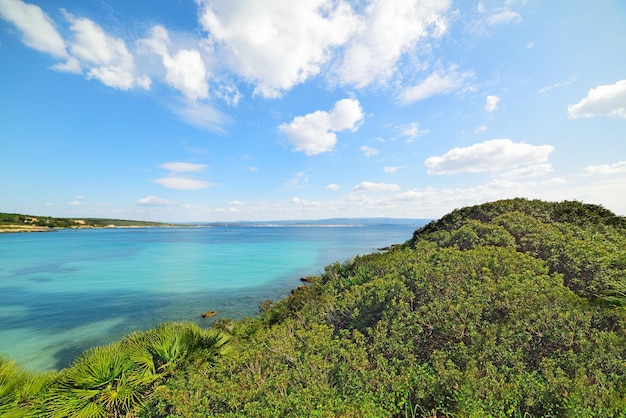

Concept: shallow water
[[0, 224, 419, 370]]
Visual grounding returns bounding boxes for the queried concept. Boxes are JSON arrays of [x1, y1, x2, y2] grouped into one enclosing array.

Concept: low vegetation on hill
[[1, 199, 625, 417], [0, 212, 170, 231]]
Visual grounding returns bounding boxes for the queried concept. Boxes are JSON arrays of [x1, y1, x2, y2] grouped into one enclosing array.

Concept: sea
[[0, 222, 424, 371]]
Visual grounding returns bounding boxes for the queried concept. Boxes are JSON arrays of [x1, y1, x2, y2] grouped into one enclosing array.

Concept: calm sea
[[0, 224, 421, 371]]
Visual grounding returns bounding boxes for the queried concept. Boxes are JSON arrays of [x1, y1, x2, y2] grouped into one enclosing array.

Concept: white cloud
[[63, 12, 150, 90], [196, 0, 453, 95], [399, 66, 474, 104], [138, 25, 208, 100], [170, 99, 229, 133], [137, 196, 177, 206], [425, 138, 554, 175], [228, 200, 243, 206], [291, 197, 321, 208], [326, 183, 341, 190], [154, 161, 213, 190], [568, 79, 626, 119], [353, 181, 401, 192], [485, 95, 500, 112], [583, 161, 626, 175], [161, 162, 207, 173], [153, 177, 213, 190], [397, 122, 429, 141], [487, 10, 522, 25], [498, 163, 554, 179], [360, 145, 379, 157], [279, 98, 364, 155], [197, 0, 357, 98], [284, 171, 309, 188], [334, 0, 452, 88], [0, 0, 67, 58], [384, 166, 404, 173], [474, 125, 488, 133], [537, 76, 576, 95]]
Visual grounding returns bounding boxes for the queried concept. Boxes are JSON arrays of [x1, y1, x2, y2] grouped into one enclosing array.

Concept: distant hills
[[0, 212, 430, 233], [196, 218, 431, 227]]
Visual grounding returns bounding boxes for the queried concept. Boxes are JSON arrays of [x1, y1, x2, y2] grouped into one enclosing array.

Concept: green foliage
[[0, 356, 54, 417], [143, 199, 626, 417], [0, 322, 228, 417], [0, 212, 171, 229]]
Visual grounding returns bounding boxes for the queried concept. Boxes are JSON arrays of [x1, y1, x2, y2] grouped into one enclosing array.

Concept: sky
[[1, 0, 625, 222]]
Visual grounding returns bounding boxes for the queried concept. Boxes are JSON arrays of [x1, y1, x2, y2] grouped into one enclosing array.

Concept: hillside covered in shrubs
[[2, 199, 625, 417]]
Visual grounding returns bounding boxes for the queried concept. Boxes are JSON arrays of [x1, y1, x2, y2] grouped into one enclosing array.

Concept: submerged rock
[[202, 310, 217, 318]]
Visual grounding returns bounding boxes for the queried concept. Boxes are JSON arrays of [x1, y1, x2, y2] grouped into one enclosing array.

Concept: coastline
[[0, 225, 53, 233]]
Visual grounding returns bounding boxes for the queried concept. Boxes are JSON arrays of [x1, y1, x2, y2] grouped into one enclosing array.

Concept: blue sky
[[1, 0, 625, 222]]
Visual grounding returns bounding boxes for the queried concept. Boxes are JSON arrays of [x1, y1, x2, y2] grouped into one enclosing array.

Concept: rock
[[299, 275, 319, 283], [201, 310, 217, 318]]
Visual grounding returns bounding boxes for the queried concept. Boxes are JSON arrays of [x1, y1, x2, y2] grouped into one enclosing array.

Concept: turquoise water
[[0, 224, 419, 371]]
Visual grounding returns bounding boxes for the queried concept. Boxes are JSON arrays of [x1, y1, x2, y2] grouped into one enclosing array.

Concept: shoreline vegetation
[[0, 212, 428, 233], [0, 212, 173, 233], [1, 199, 626, 417]]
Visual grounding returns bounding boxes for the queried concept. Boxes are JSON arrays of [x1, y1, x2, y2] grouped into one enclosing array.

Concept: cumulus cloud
[[0, 0, 67, 58], [326, 183, 341, 190], [399, 66, 474, 104], [568, 80, 626, 119], [196, 0, 453, 95], [62, 12, 150, 90], [583, 161, 626, 175], [425, 138, 554, 175], [360, 145, 379, 157], [138, 25, 208, 100], [197, 0, 357, 98], [0, 2, 150, 88], [334, 0, 451, 88], [485, 95, 500, 112], [137, 196, 177, 206], [279, 98, 364, 155], [353, 181, 401, 192]]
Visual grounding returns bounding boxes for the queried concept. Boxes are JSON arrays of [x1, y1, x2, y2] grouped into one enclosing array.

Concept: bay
[[0, 223, 422, 371]]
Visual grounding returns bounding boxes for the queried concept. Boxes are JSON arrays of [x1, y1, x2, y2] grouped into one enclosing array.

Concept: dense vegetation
[[0, 212, 171, 229], [1, 199, 625, 417], [0, 323, 228, 417]]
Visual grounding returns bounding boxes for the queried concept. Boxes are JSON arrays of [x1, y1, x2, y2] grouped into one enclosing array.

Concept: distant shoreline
[[0, 225, 169, 234], [0, 225, 53, 233]]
